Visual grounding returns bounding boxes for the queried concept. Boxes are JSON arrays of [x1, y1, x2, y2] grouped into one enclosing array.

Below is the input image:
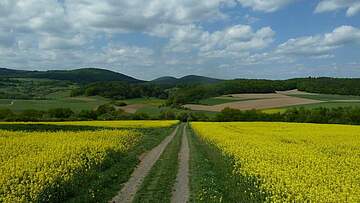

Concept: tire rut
[[171, 124, 190, 203], [110, 125, 179, 203]]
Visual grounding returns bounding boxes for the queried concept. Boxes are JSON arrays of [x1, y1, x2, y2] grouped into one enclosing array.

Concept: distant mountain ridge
[[0, 67, 224, 85], [151, 75, 223, 85], [0, 67, 143, 83]]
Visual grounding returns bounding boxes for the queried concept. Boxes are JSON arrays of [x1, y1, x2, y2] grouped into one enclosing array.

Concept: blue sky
[[0, 0, 360, 80]]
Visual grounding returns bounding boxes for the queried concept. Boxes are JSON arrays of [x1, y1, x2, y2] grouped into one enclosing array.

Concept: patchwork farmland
[[185, 90, 360, 112]]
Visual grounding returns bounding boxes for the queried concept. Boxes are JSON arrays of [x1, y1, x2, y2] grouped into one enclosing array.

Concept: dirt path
[[171, 124, 190, 203], [110, 126, 179, 203]]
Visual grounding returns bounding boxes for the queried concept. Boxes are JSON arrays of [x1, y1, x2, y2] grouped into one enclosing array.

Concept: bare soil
[[276, 89, 318, 95], [118, 104, 146, 113]]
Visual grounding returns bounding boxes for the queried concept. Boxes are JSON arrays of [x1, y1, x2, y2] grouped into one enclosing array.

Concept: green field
[[118, 97, 166, 106], [197, 97, 261, 106], [0, 96, 109, 112], [263, 101, 360, 114], [288, 93, 360, 101]]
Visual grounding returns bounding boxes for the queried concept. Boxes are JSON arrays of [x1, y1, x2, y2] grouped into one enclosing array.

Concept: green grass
[[289, 94, 360, 101], [133, 124, 183, 203], [119, 98, 165, 106], [263, 102, 360, 114], [291, 101, 360, 109], [198, 98, 240, 105], [188, 126, 268, 202], [194, 110, 219, 119], [136, 106, 162, 117], [0, 96, 109, 112], [197, 97, 261, 106], [11, 78, 58, 82], [45, 90, 73, 99]]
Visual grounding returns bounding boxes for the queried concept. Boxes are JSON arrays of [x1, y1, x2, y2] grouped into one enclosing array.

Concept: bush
[[48, 108, 74, 119], [0, 108, 13, 120], [112, 101, 127, 106], [160, 109, 176, 120], [96, 104, 116, 116]]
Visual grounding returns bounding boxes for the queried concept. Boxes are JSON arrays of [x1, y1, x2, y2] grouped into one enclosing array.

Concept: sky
[[0, 0, 360, 80]]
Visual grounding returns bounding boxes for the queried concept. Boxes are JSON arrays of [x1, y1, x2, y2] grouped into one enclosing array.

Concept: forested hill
[[0, 68, 143, 83], [151, 75, 223, 85]]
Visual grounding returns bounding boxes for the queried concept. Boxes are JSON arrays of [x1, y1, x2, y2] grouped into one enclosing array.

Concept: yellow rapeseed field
[[0, 120, 178, 128], [0, 129, 140, 202], [191, 122, 360, 202]]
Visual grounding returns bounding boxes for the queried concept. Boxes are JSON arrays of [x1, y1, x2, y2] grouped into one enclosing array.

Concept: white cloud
[[165, 24, 275, 58], [102, 45, 155, 66], [236, 0, 296, 12], [39, 34, 87, 50], [276, 25, 360, 57], [238, 25, 360, 66], [0, 0, 70, 33], [65, 0, 235, 33], [315, 0, 360, 16]]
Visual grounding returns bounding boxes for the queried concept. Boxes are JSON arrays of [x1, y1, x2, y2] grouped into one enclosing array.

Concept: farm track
[[171, 124, 190, 203], [110, 125, 179, 203]]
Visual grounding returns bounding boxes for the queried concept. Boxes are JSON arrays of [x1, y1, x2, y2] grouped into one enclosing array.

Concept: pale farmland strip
[[110, 125, 179, 203]]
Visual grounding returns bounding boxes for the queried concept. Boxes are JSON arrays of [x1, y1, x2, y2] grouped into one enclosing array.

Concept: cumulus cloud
[[65, 0, 235, 33], [102, 45, 155, 66], [276, 25, 360, 57], [39, 34, 87, 50], [165, 24, 275, 58], [236, 0, 296, 12], [237, 25, 360, 66], [315, 0, 360, 16]]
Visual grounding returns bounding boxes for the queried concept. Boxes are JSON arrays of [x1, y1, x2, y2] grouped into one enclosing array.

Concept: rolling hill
[[1, 67, 225, 85], [0, 68, 143, 83], [151, 75, 223, 85]]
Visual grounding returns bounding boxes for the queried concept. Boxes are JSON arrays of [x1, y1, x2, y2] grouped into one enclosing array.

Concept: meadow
[[190, 122, 360, 202], [0, 95, 110, 113]]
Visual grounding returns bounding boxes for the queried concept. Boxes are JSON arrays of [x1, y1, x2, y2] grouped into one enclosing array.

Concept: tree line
[[2, 105, 360, 126], [167, 77, 360, 105], [216, 107, 360, 125], [70, 81, 168, 99], [0, 105, 207, 121]]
